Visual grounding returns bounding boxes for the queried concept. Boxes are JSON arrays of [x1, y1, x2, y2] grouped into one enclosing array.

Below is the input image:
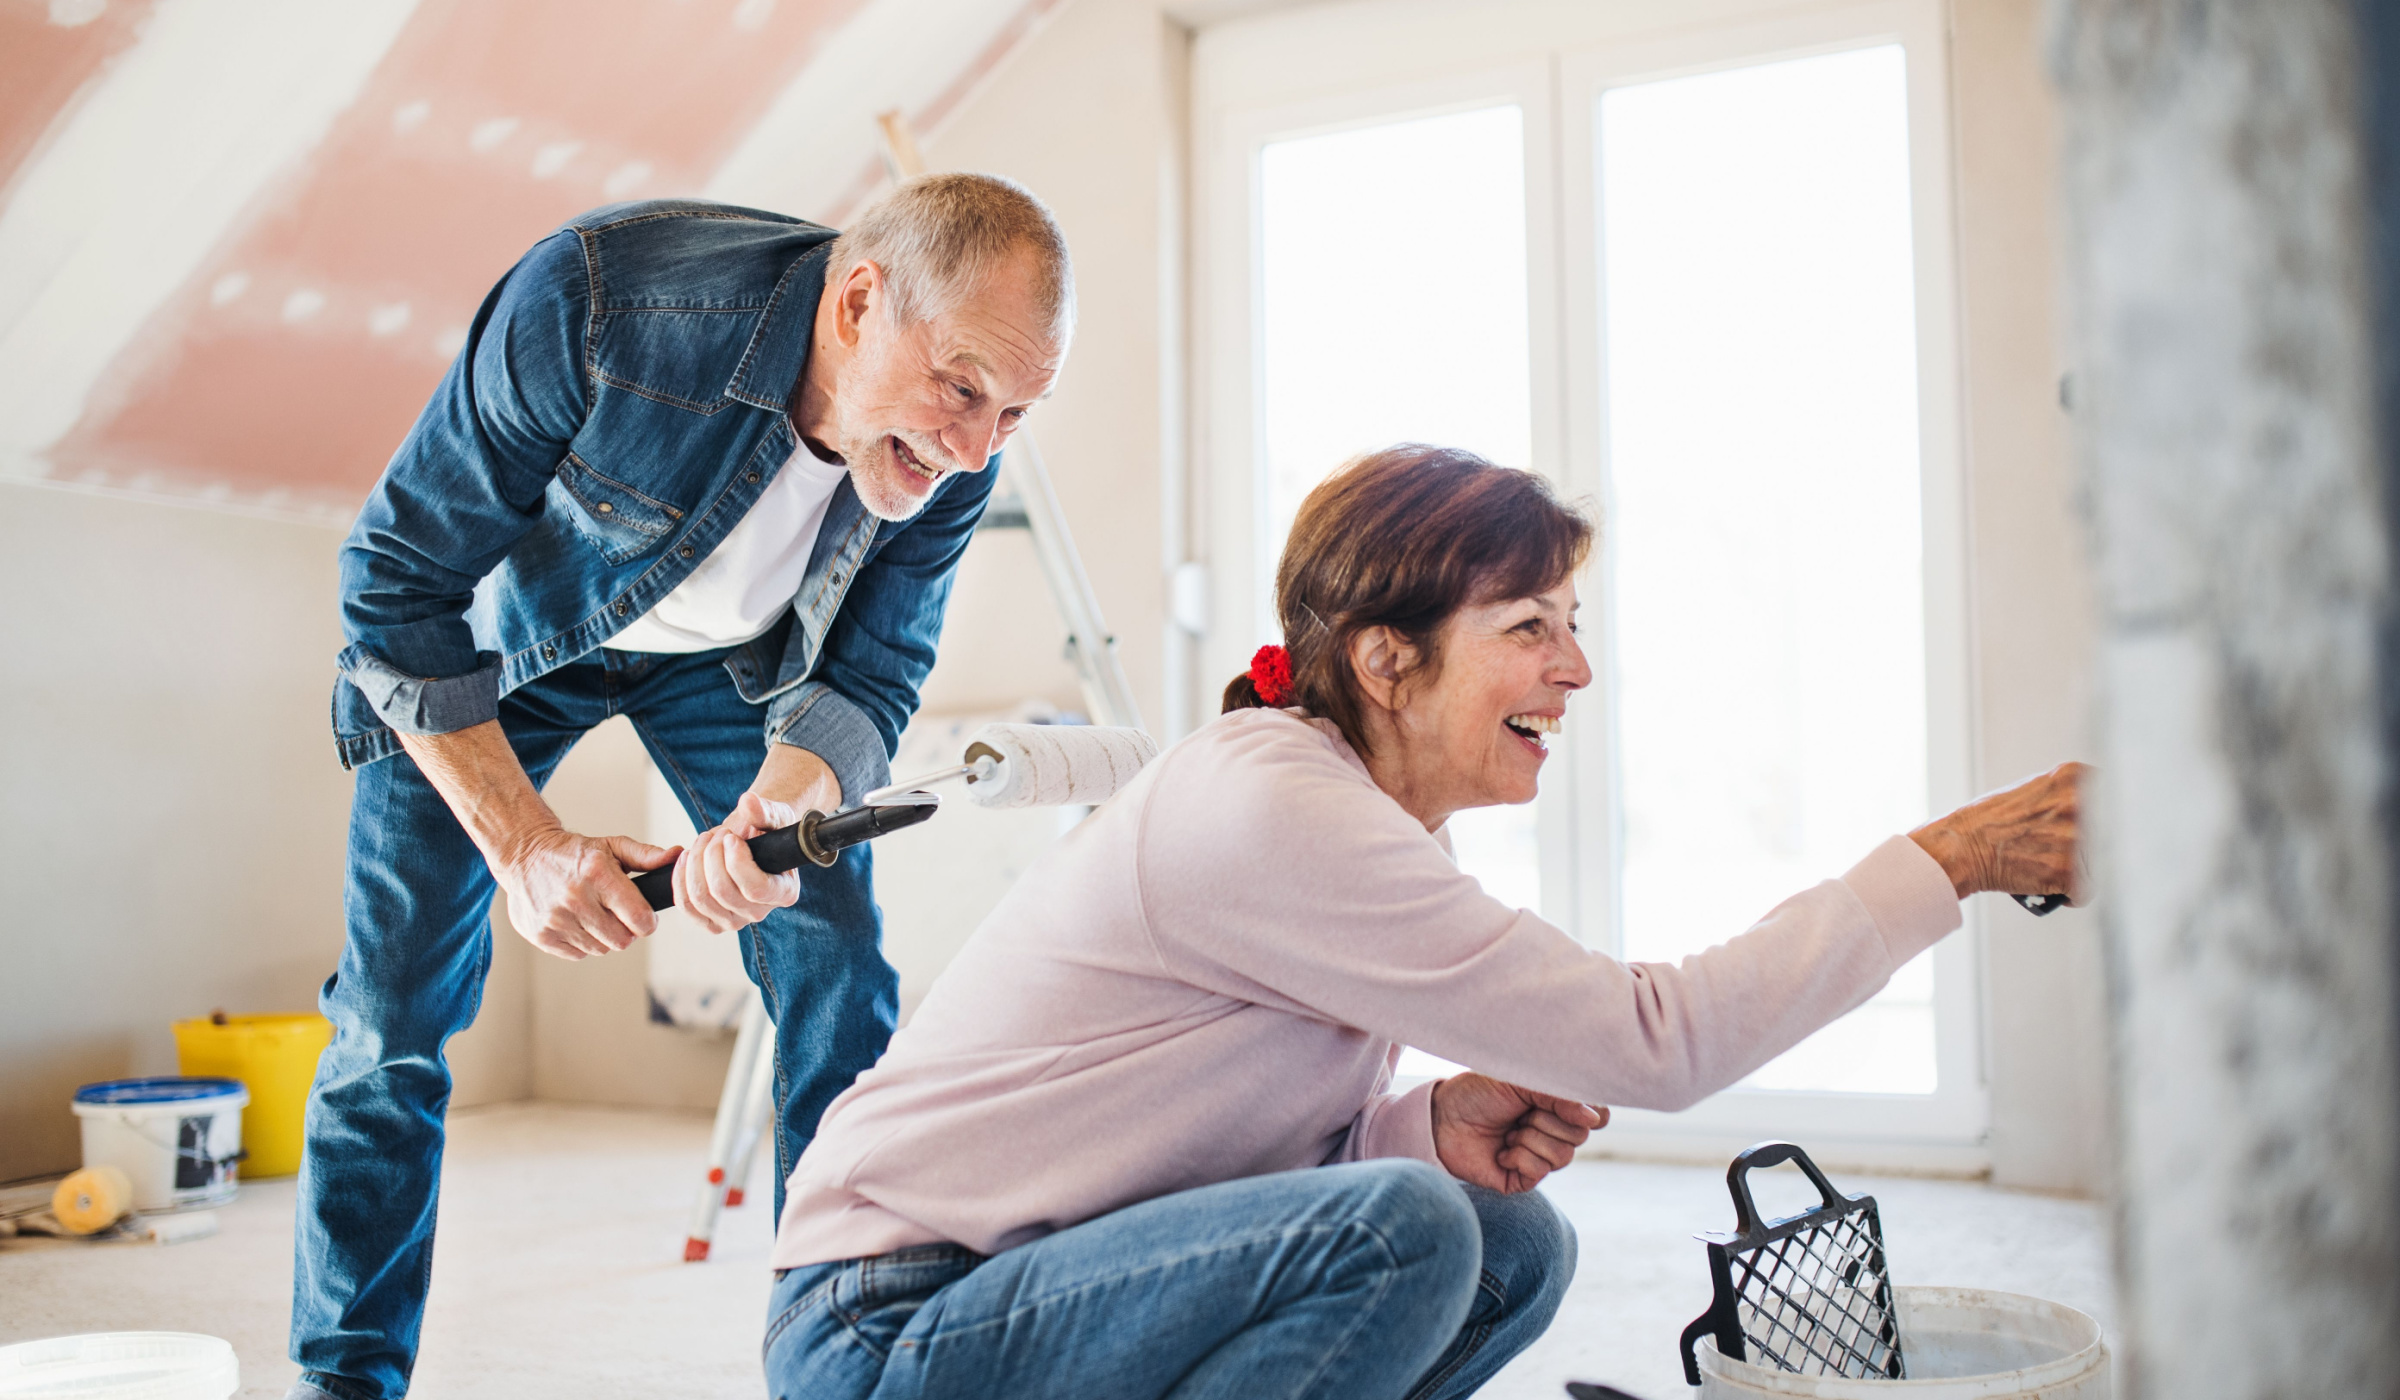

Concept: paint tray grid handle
[[1678, 1141, 1906, 1386]]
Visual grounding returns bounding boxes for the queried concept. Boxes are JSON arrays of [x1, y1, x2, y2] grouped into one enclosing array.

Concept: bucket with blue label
[[71, 1078, 249, 1212]]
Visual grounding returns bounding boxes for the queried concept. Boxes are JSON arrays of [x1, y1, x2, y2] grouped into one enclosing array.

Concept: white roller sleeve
[[963, 724, 1159, 809]]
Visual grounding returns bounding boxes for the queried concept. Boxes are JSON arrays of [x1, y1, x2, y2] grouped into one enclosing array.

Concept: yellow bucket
[[171, 1013, 333, 1178]]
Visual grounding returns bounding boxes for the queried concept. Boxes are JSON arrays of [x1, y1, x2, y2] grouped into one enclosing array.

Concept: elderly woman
[[761, 445, 2082, 1400]]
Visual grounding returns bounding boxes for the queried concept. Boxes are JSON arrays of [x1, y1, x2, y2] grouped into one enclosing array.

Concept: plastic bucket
[[70, 1079, 248, 1213], [0, 1332, 237, 1399], [1694, 1287, 2109, 1398], [171, 1013, 331, 1178]]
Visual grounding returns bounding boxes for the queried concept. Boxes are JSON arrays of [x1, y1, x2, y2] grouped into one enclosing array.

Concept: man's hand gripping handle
[[630, 800, 939, 910]]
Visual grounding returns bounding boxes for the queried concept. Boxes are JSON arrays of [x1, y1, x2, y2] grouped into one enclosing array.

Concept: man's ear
[[1348, 626, 1418, 713], [834, 260, 883, 349]]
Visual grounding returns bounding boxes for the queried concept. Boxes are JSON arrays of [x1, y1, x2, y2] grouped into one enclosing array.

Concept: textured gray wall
[[2053, 1, 2400, 1394]]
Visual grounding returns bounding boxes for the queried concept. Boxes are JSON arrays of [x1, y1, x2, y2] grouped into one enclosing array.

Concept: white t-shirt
[[604, 445, 850, 654]]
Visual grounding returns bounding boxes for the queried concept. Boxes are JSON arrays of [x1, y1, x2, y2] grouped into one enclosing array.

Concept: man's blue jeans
[[762, 1160, 1577, 1400], [292, 647, 899, 1400]]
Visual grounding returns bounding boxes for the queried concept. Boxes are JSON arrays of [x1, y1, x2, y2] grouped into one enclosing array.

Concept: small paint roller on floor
[[51, 1166, 132, 1235], [632, 724, 1159, 911], [26, 1166, 218, 1245]]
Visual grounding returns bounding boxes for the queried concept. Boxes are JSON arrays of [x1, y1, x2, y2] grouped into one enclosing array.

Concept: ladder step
[[976, 502, 1031, 532]]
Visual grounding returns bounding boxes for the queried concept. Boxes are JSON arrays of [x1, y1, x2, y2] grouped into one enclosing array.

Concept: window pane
[[1258, 104, 1535, 1083], [1258, 105, 1532, 543], [1599, 46, 1935, 1095]]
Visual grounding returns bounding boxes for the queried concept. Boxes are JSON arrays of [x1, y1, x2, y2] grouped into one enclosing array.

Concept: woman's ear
[[1349, 626, 1419, 712]]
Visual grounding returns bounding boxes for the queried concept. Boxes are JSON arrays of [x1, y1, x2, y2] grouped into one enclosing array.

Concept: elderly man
[[292, 174, 1070, 1400]]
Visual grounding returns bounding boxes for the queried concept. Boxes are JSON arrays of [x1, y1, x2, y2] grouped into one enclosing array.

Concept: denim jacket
[[333, 200, 994, 804]]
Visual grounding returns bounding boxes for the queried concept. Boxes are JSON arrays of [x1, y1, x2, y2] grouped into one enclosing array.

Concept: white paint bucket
[[0, 1332, 237, 1399], [1694, 1287, 2109, 1398], [70, 1078, 248, 1213]]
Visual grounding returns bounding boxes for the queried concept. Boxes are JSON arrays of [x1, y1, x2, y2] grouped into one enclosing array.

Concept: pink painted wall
[[37, 0, 871, 503], [0, 1, 158, 198]]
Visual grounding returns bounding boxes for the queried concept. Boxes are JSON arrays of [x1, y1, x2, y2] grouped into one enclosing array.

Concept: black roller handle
[[631, 800, 938, 911]]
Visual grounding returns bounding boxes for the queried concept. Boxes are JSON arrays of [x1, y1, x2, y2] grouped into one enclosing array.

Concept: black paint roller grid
[[1678, 1141, 1907, 1385]]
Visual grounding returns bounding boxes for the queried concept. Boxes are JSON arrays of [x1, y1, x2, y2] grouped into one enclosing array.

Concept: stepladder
[[680, 111, 1143, 1263], [682, 990, 774, 1261]]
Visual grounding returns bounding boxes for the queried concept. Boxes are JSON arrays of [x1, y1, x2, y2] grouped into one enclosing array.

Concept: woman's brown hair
[[1223, 444, 1594, 753]]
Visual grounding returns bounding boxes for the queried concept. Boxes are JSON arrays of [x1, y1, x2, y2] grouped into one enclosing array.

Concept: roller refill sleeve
[[630, 803, 936, 911], [963, 724, 1159, 809]]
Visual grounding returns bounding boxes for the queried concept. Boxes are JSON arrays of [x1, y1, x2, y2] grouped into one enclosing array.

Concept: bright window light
[[1257, 104, 1535, 1081], [1600, 44, 1935, 1095], [1258, 105, 1532, 543]]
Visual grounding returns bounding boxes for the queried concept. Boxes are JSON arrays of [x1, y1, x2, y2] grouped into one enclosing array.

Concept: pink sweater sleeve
[[1333, 1080, 1441, 1165], [1135, 719, 1961, 1112]]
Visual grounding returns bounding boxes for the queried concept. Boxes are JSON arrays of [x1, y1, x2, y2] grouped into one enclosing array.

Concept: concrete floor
[[0, 1104, 2113, 1399]]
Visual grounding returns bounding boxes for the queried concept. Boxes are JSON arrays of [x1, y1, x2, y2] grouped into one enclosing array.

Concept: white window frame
[[1193, 0, 1986, 1170], [1197, 57, 1584, 936]]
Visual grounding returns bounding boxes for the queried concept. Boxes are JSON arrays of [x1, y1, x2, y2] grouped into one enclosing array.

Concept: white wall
[[0, 485, 359, 1179], [913, 0, 1184, 730], [1949, 0, 2107, 1194], [0, 484, 744, 1167]]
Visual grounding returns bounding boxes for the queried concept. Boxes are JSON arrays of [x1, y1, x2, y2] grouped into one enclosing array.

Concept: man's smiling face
[[815, 249, 1063, 522]]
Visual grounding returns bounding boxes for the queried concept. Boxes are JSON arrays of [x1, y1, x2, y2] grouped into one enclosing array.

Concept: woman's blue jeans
[[763, 1161, 1577, 1400], [290, 648, 900, 1400]]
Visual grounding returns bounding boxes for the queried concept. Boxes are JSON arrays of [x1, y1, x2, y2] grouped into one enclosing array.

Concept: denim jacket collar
[[726, 244, 831, 414]]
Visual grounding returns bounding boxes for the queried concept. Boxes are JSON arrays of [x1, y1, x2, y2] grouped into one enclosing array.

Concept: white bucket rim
[[71, 1079, 247, 1115], [1695, 1286, 2105, 1397], [0, 1331, 238, 1400]]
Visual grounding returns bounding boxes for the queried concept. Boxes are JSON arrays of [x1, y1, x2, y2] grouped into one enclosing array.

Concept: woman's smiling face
[[1370, 578, 1591, 828]]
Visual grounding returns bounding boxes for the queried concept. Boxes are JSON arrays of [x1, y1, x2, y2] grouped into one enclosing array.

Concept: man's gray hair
[[827, 172, 1075, 347]]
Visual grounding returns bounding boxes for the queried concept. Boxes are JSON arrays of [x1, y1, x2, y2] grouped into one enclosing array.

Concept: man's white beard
[[830, 380, 961, 523], [850, 435, 945, 522]]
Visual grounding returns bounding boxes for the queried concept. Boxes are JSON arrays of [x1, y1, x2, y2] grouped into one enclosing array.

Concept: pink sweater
[[771, 708, 1960, 1268]]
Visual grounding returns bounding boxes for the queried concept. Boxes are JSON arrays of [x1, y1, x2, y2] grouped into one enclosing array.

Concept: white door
[[1194, 0, 1985, 1168]]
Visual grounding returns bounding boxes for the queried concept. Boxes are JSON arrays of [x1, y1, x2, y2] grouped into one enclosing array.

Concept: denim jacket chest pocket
[[591, 306, 760, 413], [551, 452, 684, 565]]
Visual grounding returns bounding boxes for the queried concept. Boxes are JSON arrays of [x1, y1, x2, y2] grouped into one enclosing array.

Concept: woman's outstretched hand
[[1431, 1073, 1608, 1194], [1909, 761, 2091, 903]]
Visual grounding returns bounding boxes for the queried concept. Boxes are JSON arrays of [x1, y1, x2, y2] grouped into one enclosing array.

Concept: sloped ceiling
[[0, 0, 1060, 518]]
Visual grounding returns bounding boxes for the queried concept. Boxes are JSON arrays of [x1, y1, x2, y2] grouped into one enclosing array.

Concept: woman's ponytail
[[1221, 643, 1296, 714], [1221, 671, 1269, 712]]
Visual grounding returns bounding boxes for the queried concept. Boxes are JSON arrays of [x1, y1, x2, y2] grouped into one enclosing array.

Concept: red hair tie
[[1249, 644, 1294, 706]]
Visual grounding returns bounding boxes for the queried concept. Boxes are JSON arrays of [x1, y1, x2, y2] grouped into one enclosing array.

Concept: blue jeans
[[292, 647, 900, 1400], [763, 1161, 1577, 1400]]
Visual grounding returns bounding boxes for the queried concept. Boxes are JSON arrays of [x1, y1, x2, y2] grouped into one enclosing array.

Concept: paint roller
[[631, 723, 1160, 911], [31, 1166, 218, 1244]]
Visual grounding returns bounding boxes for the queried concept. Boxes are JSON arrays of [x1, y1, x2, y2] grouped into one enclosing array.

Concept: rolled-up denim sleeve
[[768, 683, 893, 807], [337, 229, 591, 737], [339, 642, 503, 736], [766, 461, 996, 801]]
